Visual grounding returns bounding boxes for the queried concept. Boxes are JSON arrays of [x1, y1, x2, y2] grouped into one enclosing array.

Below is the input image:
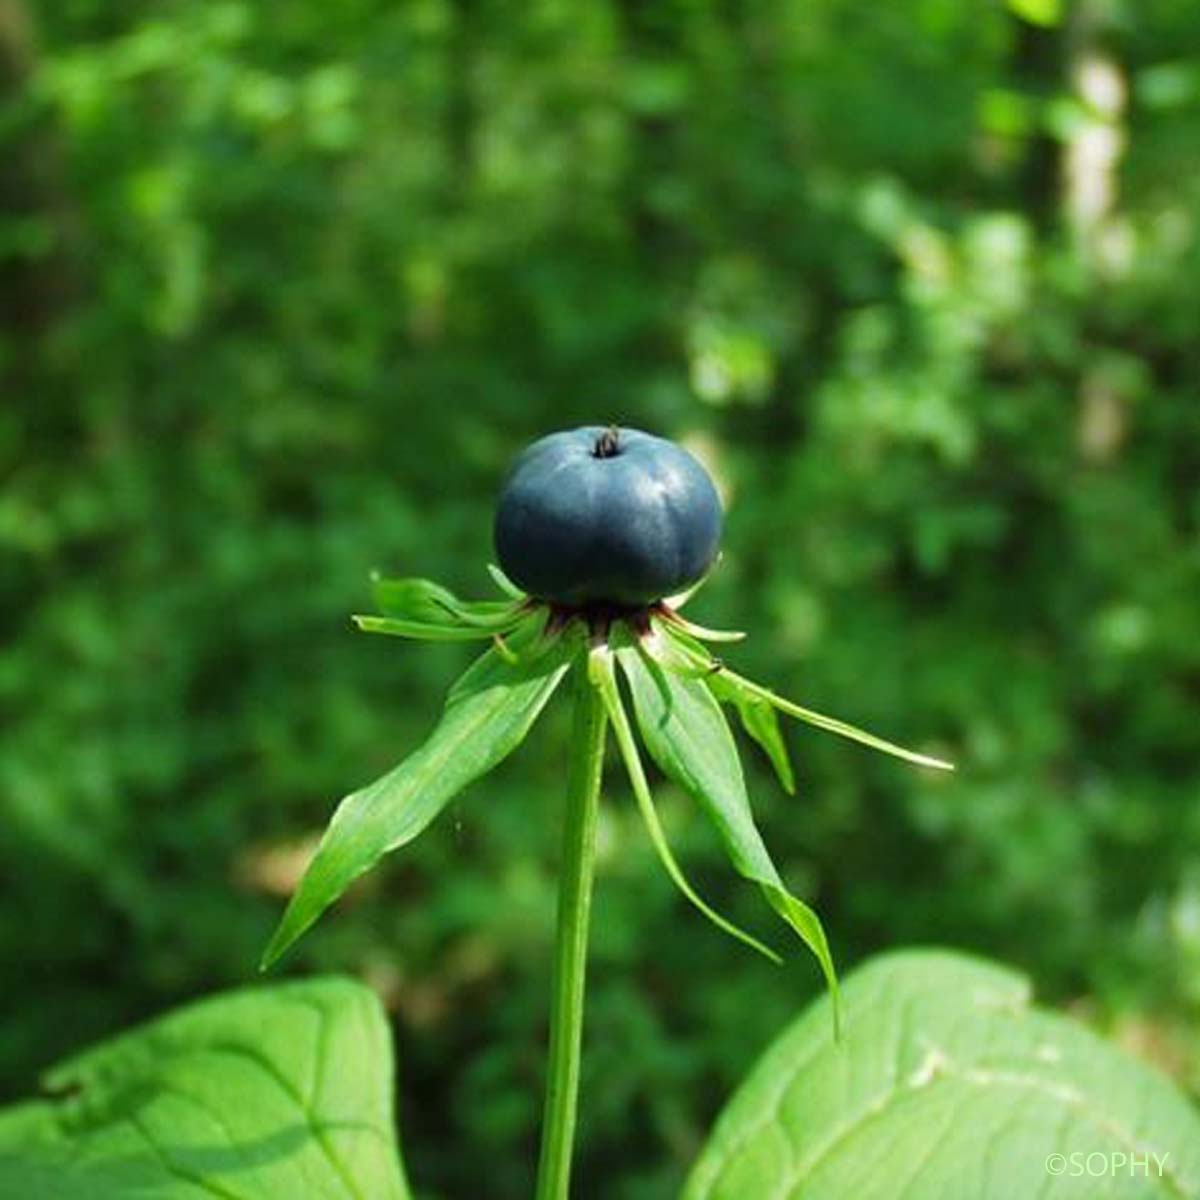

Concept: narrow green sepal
[[653, 618, 955, 772], [369, 573, 528, 633], [487, 562, 527, 600], [718, 668, 955, 772], [354, 614, 511, 642], [656, 607, 746, 644]]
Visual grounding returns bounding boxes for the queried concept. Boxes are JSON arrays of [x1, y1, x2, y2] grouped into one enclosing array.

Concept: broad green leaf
[[589, 647, 781, 964], [684, 949, 1200, 1200], [262, 623, 581, 968], [0, 977, 411, 1199], [708, 671, 796, 795], [617, 638, 840, 1033]]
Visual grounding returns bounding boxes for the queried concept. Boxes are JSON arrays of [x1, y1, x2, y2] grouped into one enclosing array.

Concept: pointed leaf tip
[[261, 631, 577, 965], [762, 885, 843, 1040], [718, 668, 955, 772], [652, 619, 955, 772]]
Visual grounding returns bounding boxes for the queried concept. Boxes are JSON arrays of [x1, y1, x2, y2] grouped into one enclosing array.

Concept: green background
[[3, 1, 1199, 1196]]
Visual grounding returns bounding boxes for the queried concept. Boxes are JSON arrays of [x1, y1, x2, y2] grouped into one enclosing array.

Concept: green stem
[[535, 657, 607, 1200]]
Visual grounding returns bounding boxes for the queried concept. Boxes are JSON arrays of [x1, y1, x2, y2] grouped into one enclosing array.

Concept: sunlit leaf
[[685, 949, 1200, 1199], [0, 977, 411, 1199]]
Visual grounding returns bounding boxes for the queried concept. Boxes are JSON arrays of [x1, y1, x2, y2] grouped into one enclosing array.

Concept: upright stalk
[[535, 657, 607, 1200]]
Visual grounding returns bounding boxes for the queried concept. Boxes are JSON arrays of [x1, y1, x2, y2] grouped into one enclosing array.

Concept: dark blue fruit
[[493, 425, 723, 607]]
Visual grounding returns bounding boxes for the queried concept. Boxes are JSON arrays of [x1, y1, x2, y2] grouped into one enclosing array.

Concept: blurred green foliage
[[3, 0, 1200, 1196]]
